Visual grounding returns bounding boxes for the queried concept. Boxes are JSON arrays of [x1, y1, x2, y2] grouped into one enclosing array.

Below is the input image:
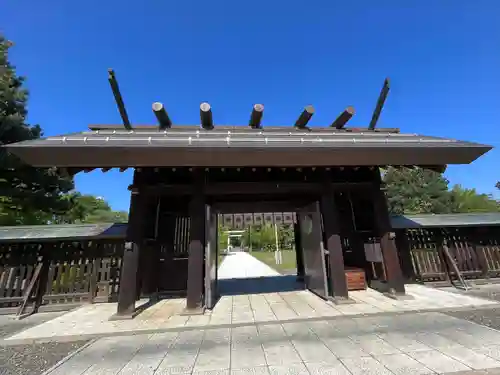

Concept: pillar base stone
[[181, 306, 205, 316], [329, 296, 356, 305], [109, 311, 139, 321], [383, 291, 414, 301]]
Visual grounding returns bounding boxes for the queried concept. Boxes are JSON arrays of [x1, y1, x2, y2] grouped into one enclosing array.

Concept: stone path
[[218, 252, 280, 279], [43, 311, 500, 375], [5, 284, 499, 343]]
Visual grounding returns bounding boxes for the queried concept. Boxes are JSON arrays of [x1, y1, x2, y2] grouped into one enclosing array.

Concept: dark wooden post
[[372, 185, 406, 296], [140, 241, 160, 297], [471, 228, 489, 278], [394, 229, 415, 281], [320, 179, 349, 301], [186, 170, 206, 311], [89, 241, 100, 303], [293, 222, 305, 282], [433, 229, 451, 282], [33, 244, 50, 313], [115, 190, 145, 318]]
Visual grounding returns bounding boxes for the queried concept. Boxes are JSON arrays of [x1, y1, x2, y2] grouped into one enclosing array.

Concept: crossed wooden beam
[[108, 68, 390, 131]]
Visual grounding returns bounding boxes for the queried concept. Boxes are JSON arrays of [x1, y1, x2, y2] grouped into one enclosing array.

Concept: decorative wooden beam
[[152, 102, 172, 130], [249, 104, 264, 129], [294, 105, 315, 129], [331, 106, 355, 129], [101, 167, 111, 173], [83, 168, 94, 173], [107, 69, 132, 130], [119, 167, 128, 172], [368, 78, 390, 130], [200, 102, 214, 130]]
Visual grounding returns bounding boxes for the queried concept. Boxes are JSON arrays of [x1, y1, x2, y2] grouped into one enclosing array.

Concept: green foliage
[[383, 167, 500, 215], [218, 224, 229, 250], [384, 167, 453, 215], [0, 36, 74, 225], [56, 193, 128, 224], [241, 223, 295, 251], [450, 185, 500, 213]]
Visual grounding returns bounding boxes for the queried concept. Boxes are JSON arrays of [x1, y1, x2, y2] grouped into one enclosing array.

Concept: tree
[[56, 193, 128, 224], [450, 185, 500, 213], [383, 167, 453, 215], [496, 182, 500, 190], [0, 36, 74, 225]]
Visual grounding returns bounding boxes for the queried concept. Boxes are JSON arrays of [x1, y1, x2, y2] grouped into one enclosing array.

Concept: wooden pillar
[[116, 190, 145, 318], [186, 170, 205, 311], [320, 183, 349, 300], [140, 241, 160, 296], [394, 229, 415, 281], [294, 222, 305, 282], [372, 186, 406, 295]]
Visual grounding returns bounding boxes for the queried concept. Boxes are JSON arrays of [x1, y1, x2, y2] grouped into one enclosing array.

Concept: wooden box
[[345, 268, 367, 291]]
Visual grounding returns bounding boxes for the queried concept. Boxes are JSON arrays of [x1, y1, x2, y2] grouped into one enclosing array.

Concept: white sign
[[364, 242, 383, 263]]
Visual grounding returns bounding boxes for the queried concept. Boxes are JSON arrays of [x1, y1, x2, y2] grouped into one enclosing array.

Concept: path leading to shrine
[[218, 251, 281, 279]]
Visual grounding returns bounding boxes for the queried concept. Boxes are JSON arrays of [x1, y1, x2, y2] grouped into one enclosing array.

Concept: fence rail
[[0, 240, 124, 309], [2, 224, 500, 311], [401, 227, 500, 282]]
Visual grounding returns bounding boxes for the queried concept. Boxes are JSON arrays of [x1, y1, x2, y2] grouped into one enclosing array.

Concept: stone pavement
[[218, 252, 280, 279], [43, 311, 500, 375], [4, 252, 499, 343], [5, 281, 499, 343]]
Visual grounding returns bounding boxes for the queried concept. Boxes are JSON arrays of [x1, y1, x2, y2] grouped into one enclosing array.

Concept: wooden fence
[[398, 227, 500, 282], [0, 240, 124, 310], [2, 223, 500, 313]]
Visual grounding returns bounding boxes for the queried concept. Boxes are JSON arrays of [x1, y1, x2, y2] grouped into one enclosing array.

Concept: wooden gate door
[[297, 201, 329, 299], [204, 204, 219, 309]]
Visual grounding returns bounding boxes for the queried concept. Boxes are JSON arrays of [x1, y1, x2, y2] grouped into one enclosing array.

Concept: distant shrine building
[[5, 72, 492, 317]]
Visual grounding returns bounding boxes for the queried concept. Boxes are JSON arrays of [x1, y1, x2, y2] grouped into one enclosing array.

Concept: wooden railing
[[0, 240, 124, 310], [398, 227, 500, 282]]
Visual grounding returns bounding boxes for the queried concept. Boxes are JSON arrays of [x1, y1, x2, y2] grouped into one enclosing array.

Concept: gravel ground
[[0, 312, 90, 375], [443, 283, 500, 330], [0, 312, 65, 340], [0, 340, 89, 375]]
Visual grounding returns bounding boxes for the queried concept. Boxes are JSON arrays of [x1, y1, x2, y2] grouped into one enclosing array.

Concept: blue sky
[[2, 1, 499, 211]]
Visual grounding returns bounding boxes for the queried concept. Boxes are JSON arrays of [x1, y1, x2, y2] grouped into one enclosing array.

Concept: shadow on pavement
[[218, 275, 305, 296]]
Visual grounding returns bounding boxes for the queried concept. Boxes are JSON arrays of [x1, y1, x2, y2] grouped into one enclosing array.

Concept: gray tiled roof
[[1, 213, 500, 243], [0, 223, 126, 242], [391, 213, 500, 229], [4, 126, 492, 168], [8, 127, 487, 149]]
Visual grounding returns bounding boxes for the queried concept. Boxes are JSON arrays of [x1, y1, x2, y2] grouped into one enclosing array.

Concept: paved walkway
[[218, 251, 280, 279], [5, 253, 500, 374], [4, 253, 500, 343], [43, 312, 500, 375]]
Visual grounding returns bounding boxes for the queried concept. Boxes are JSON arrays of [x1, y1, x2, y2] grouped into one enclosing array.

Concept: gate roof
[[4, 125, 491, 169]]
